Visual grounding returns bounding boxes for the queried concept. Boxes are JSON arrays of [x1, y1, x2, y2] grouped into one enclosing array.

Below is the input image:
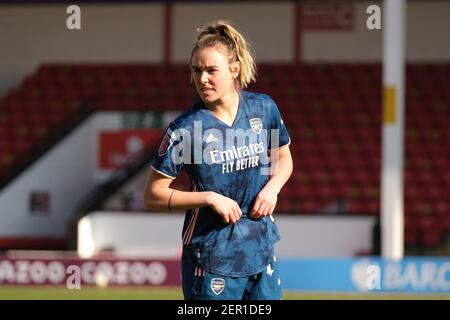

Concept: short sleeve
[[268, 98, 291, 150], [151, 123, 185, 179]]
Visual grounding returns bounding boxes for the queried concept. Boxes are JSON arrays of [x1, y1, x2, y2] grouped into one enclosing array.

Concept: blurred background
[[0, 0, 449, 299]]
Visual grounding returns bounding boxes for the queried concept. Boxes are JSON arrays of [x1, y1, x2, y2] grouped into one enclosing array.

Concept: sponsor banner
[[99, 129, 163, 170], [280, 257, 450, 293], [0, 256, 181, 286], [302, 3, 354, 31]]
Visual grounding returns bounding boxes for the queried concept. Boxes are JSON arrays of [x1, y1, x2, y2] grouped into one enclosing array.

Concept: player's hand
[[249, 187, 277, 219], [206, 192, 242, 224]]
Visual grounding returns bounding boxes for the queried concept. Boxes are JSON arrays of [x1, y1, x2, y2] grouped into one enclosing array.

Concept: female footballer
[[144, 20, 293, 300]]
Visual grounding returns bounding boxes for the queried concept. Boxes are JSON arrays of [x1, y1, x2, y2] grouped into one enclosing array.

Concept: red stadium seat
[[0, 63, 447, 241]]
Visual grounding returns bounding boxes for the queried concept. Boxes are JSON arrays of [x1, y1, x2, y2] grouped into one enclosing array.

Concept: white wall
[[303, 1, 450, 62], [78, 212, 183, 258], [172, 2, 293, 63], [276, 215, 375, 257], [0, 115, 95, 237], [1, 1, 449, 96], [302, 2, 382, 62], [102, 167, 148, 211], [91, 112, 123, 182], [0, 112, 123, 237], [0, 3, 163, 96], [406, 2, 450, 61], [78, 212, 376, 258]]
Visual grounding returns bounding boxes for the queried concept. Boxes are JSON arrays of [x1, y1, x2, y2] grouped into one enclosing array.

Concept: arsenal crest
[[249, 118, 262, 134], [210, 278, 225, 295]]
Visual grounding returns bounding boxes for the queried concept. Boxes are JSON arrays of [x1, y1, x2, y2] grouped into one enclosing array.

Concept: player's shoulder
[[241, 91, 277, 113], [242, 90, 275, 104]]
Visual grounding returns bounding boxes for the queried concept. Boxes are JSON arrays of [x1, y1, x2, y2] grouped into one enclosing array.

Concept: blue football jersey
[[152, 91, 291, 277]]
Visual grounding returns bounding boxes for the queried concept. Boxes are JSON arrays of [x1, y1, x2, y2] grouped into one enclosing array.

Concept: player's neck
[[207, 90, 240, 126]]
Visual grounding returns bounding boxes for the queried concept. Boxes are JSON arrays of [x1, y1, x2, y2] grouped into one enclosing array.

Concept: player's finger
[[228, 211, 236, 224], [256, 199, 270, 218], [233, 210, 239, 223], [250, 198, 262, 218], [261, 202, 271, 217], [268, 203, 276, 216], [236, 204, 243, 217], [258, 201, 271, 218], [222, 214, 229, 224], [230, 208, 237, 223], [264, 203, 276, 217], [253, 207, 262, 219], [230, 210, 238, 224]]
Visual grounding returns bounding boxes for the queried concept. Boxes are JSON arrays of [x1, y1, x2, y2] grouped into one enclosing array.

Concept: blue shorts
[[181, 248, 282, 300]]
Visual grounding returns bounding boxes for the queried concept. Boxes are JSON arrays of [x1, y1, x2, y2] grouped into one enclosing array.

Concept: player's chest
[[188, 115, 270, 174]]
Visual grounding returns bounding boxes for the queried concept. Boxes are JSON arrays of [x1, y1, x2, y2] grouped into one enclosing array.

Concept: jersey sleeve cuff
[[150, 166, 177, 179], [268, 137, 291, 151]]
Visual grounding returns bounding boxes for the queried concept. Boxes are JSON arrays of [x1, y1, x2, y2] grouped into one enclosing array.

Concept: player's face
[[191, 46, 239, 106]]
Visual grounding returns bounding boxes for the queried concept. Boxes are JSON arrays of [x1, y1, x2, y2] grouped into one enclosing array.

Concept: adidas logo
[[206, 133, 218, 143]]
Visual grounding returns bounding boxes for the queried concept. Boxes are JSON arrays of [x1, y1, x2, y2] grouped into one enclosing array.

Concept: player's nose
[[200, 71, 209, 83]]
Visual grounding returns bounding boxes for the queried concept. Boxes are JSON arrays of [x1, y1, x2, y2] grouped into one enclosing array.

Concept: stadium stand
[[0, 63, 448, 252]]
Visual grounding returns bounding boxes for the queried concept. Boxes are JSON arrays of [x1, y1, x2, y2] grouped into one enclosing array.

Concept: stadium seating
[[0, 63, 448, 250]]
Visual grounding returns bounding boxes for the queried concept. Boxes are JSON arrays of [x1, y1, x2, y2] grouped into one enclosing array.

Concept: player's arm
[[143, 167, 242, 224], [265, 144, 293, 194], [250, 144, 293, 219]]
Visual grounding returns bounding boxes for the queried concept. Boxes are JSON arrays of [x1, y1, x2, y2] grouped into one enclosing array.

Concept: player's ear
[[230, 61, 240, 79]]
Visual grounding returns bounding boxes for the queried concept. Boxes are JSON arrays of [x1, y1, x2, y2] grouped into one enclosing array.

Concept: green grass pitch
[[0, 286, 448, 300]]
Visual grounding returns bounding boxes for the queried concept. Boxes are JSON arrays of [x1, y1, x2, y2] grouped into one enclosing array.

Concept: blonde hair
[[191, 20, 257, 89]]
